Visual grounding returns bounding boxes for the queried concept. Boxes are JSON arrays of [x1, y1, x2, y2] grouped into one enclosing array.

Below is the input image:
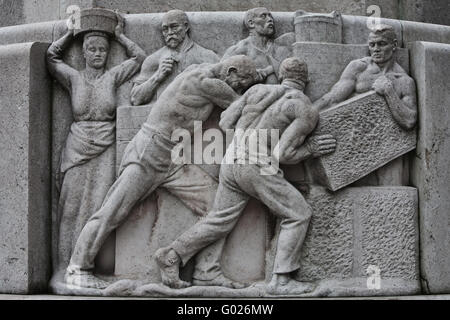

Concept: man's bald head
[[220, 55, 258, 93], [244, 7, 275, 37]]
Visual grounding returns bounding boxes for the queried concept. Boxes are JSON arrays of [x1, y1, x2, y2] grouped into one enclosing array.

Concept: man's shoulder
[[391, 62, 411, 77], [190, 42, 219, 61], [226, 38, 252, 53], [142, 46, 167, 64], [346, 57, 370, 72]]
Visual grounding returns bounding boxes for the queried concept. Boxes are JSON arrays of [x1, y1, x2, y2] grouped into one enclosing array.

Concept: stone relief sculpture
[[222, 7, 292, 84], [4, 2, 448, 299], [130, 9, 219, 106], [47, 10, 146, 286], [313, 24, 417, 186], [128, 9, 244, 290], [156, 58, 337, 295], [64, 55, 259, 289]]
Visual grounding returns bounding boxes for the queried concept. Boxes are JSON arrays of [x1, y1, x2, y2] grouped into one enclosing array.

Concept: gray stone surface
[[296, 186, 420, 295], [309, 91, 416, 191], [0, 42, 51, 294], [410, 41, 450, 294], [401, 20, 450, 46], [399, 0, 449, 26]]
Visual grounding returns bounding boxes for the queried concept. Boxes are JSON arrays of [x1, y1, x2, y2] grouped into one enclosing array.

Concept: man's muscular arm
[[275, 101, 336, 164], [200, 77, 240, 109], [372, 75, 417, 130], [313, 59, 364, 111], [131, 54, 176, 106]]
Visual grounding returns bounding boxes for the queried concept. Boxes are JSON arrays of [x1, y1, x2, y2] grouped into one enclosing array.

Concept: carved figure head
[[279, 57, 308, 84], [244, 7, 275, 37], [82, 32, 110, 69], [220, 55, 258, 94], [368, 24, 398, 64], [161, 10, 190, 49]]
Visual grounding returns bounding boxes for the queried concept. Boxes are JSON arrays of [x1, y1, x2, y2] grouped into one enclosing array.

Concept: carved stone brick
[[308, 91, 417, 191], [296, 186, 420, 296]]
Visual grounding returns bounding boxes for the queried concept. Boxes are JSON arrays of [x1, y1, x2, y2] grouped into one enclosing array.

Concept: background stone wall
[[1, 0, 449, 28]]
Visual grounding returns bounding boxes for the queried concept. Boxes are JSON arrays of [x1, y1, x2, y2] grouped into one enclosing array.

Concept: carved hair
[[220, 55, 258, 80], [163, 9, 190, 27], [368, 24, 397, 43], [243, 7, 269, 29], [279, 57, 308, 83], [82, 31, 110, 52]]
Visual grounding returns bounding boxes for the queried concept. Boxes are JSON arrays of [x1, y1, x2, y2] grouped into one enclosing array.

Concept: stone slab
[[0, 42, 51, 293], [295, 186, 420, 295], [401, 20, 450, 46], [293, 42, 409, 102], [308, 91, 416, 191], [410, 41, 450, 294]]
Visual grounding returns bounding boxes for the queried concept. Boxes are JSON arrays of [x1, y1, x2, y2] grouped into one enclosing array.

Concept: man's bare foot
[[155, 247, 191, 289], [64, 266, 110, 289], [266, 274, 315, 295], [192, 274, 248, 289]]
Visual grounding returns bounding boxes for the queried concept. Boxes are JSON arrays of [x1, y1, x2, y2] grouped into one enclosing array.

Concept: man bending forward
[[156, 58, 336, 295]]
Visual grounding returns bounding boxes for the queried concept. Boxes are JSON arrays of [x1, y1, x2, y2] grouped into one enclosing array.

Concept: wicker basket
[[74, 8, 118, 37]]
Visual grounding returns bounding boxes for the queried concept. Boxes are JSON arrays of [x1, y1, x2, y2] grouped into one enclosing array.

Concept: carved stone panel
[[296, 186, 420, 296], [308, 91, 417, 191]]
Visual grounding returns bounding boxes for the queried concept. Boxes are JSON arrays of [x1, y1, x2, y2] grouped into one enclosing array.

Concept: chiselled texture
[[309, 91, 416, 191], [297, 188, 353, 281], [296, 187, 419, 286], [357, 190, 418, 280]]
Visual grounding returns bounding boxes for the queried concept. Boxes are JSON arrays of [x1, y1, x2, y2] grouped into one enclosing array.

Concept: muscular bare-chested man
[[314, 24, 417, 185], [64, 55, 258, 289], [155, 58, 336, 294], [222, 7, 291, 84]]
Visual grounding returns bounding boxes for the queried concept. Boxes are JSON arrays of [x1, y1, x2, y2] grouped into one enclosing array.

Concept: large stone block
[[295, 186, 420, 296], [0, 42, 51, 293], [293, 42, 409, 101], [410, 41, 450, 294], [308, 91, 416, 191]]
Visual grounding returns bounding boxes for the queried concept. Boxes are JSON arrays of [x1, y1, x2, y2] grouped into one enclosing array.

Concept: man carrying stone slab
[[65, 55, 259, 289], [222, 7, 292, 85], [156, 58, 336, 294], [313, 24, 417, 185], [130, 10, 219, 105]]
